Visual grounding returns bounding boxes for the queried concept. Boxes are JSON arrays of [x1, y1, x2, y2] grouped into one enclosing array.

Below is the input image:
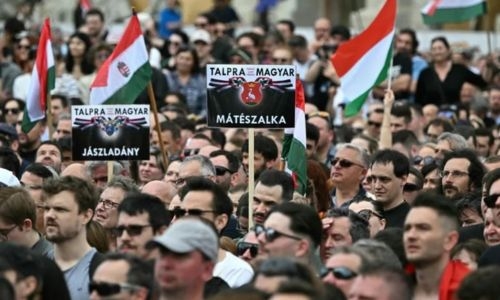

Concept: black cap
[[0, 123, 18, 140]]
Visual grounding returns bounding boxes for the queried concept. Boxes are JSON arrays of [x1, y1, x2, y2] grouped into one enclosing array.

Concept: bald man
[[142, 180, 176, 206], [60, 163, 90, 180]]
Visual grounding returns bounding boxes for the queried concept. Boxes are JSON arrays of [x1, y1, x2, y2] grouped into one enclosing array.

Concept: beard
[[45, 223, 81, 244]]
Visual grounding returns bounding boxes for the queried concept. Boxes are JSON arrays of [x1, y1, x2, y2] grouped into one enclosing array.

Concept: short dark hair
[[210, 150, 239, 173], [359, 266, 413, 300], [392, 130, 419, 153], [117, 193, 171, 233], [327, 207, 370, 242], [483, 168, 500, 196], [426, 117, 454, 133], [457, 266, 500, 300], [100, 252, 154, 300], [42, 176, 98, 213], [411, 191, 460, 231], [408, 167, 424, 189], [451, 239, 487, 262], [159, 121, 181, 139], [242, 135, 278, 161], [442, 149, 485, 191], [474, 127, 494, 147], [455, 191, 482, 221], [306, 123, 319, 145], [391, 104, 412, 124], [24, 163, 57, 179], [50, 94, 69, 108], [38, 140, 62, 158], [431, 36, 450, 49], [0, 147, 20, 176], [350, 197, 385, 219], [256, 170, 294, 202], [330, 25, 351, 41], [277, 19, 296, 33], [0, 187, 36, 226], [85, 8, 105, 22], [274, 279, 321, 299], [371, 149, 410, 178], [270, 202, 322, 247], [179, 176, 233, 220]]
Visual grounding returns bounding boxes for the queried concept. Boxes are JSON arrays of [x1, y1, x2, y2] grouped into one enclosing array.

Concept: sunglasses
[[320, 267, 358, 280], [171, 207, 215, 218], [89, 281, 141, 297], [3, 108, 19, 114], [403, 183, 420, 192], [215, 165, 234, 176], [367, 120, 382, 128], [413, 155, 436, 166], [236, 242, 259, 258], [331, 158, 363, 169], [357, 209, 384, 221], [16, 44, 30, 50], [254, 224, 301, 242], [112, 225, 152, 237], [183, 148, 200, 158], [484, 193, 500, 208]]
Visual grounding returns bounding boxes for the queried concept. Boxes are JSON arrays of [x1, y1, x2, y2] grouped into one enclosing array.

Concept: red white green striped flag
[[422, 0, 487, 25], [331, 0, 396, 117], [282, 79, 307, 195], [90, 12, 152, 105], [80, 0, 92, 13], [22, 18, 55, 133]]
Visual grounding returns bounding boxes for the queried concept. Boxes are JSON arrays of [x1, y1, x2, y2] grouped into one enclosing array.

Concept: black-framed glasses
[[367, 120, 382, 128], [89, 281, 141, 297], [215, 166, 234, 176], [254, 224, 302, 242], [357, 209, 384, 221], [320, 267, 358, 280], [440, 170, 469, 179], [112, 225, 152, 237], [3, 108, 19, 114], [484, 193, 500, 208], [171, 207, 215, 218], [331, 158, 364, 169], [97, 199, 120, 210], [182, 148, 200, 158], [236, 242, 259, 258], [0, 225, 17, 241]]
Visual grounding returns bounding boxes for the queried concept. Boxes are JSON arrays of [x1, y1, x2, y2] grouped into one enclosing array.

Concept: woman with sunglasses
[[1, 98, 24, 127]]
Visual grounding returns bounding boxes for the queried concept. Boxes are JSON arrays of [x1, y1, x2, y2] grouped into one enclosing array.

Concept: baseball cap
[[0, 168, 20, 187], [191, 29, 211, 44], [0, 123, 18, 140], [146, 218, 218, 262]]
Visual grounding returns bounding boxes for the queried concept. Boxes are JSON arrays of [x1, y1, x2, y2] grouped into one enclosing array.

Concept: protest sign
[[71, 105, 150, 161], [206, 64, 296, 128]]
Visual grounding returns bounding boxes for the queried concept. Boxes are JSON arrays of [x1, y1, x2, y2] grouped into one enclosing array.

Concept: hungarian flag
[[422, 0, 487, 25], [90, 12, 152, 105], [282, 79, 307, 195], [22, 18, 55, 133], [80, 0, 91, 13], [331, 0, 396, 117]]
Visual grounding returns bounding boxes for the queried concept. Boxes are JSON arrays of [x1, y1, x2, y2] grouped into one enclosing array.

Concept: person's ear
[[21, 218, 33, 231], [295, 238, 310, 258], [17, 276, 38, 299], [214, 214, 228, 233], [82, 208, 94, 224], [444, 231, 459, 252]]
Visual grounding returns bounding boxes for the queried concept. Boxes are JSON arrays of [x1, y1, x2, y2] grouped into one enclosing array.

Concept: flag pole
[[46, 93, 54, 138], [387, 50, 394, 91], [248, 128, 255, 229], [147, 82, 169, 170]]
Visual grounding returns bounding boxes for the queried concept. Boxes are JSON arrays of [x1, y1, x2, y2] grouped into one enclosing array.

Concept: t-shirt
[[31, 234, 53, 257], [213, 251, 254, 288], [391, 53, 412, 100], [49, 248, 97, 300], [384, 201, 410, 229]]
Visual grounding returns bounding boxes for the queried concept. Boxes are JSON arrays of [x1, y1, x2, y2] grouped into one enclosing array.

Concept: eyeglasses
[[413, 155, 437, 166], [254, 224, 302, 242], [403, 183, 420, 192], [236, 242, 259, 258], [272, 57, 290, 63], [484, 193, 500, 208], [3, 108, 19, 114], [97, 199, 120, 210], [367, 120, 382, 128], [331, 158, 364, 169], [183, 148, 200, 158], [320, 267, 358, 280], [0, 225, 17, 241], [195, 22, 208, 28], [112, 225, 152, 237], [16, 44, 30, 50], [171, 207, 215, 218], [215, 166, 234, 176], [440, 170, 469, 179], [357, 209, 384, 221], [92, 176, 108, 184], [89, 281, 141, 297]]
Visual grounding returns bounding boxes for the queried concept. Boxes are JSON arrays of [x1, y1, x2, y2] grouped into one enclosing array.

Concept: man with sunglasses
[[322, 246, 367, 296], [370, 149, 411, 228], [330, 143, 369, 207], [115, 193, 171, 259], [441, 149, 485, 201], [209, 150, 240, 193], [90, 253, 153, 300], [257, 202, 323, 273], [178, 176, 253, 287]]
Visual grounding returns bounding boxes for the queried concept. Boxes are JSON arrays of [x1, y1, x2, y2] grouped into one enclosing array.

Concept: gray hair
[[58, 112, 71, 121], [181, 155, 215, 176], [105, 175, 139, 193], [335, 143, 370, 168], [353, 239, 402, 272], [437, 132, 469, 151], [85, 161, 124, 177]]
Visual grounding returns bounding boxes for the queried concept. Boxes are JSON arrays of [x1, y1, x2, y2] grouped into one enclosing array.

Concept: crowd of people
[[1, 0, 500, 300]]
